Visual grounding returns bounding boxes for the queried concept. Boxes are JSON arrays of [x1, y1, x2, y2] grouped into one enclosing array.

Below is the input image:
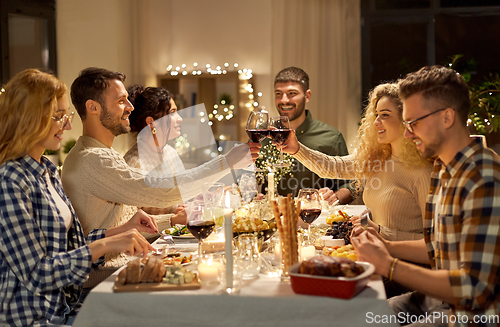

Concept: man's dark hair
[[399, 65, 470, 125], [274, 67, 309, 92], [70, 67, 126, 120]]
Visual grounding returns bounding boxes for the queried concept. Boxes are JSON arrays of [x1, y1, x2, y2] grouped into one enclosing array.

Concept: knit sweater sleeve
[[78, 147, 229, 208], [293, 142, 357, 179]]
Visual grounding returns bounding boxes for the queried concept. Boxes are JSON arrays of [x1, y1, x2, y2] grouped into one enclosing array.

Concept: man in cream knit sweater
[[63, 67, 251, 242]]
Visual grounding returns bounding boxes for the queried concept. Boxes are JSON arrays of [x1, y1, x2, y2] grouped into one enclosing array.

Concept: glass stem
[[198, 241, 202, 265], [279, 148, 284, 164]]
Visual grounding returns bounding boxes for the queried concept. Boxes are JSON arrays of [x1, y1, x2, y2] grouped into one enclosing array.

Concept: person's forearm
[[391, 260, 456, 304], [335, 188, 352, 204], [105, 225, 125, 238], [387, 239, 429, 264], [141, 206, 172, 215], [88, 239, 108, 262]]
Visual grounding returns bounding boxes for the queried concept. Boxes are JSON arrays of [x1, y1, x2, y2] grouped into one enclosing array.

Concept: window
[[0, 0, 56, 84], [361, 0, 500, 100]]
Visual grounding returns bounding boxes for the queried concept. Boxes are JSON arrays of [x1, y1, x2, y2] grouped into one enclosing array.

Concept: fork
[[159, 235, 176, 246]]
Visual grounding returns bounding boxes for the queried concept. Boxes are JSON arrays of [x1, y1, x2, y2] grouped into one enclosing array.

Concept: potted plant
[[447, 55, 500, 150], [447, 54, 500, 135]]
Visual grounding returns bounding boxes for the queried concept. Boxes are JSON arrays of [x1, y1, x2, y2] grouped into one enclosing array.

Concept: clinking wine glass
[[245, 111, 269, 172], [268, 116, 291, 167], [186, 201, 216, 263], [297, 188, 322, 243]]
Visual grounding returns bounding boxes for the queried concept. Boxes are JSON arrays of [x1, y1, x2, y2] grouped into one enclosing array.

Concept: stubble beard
[[100, 103, 130, 136], [419, 130, 444, 159], [278, 96, 306, 122]]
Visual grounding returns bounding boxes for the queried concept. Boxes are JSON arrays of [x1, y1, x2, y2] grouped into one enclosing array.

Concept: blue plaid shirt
[[0, 155, 105, 326]]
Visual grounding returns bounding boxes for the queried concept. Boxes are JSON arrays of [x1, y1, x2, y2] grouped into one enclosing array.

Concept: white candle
[[299, 245, 316, 261], [268, 172, 275, 200], [273, 242, 281, 261], [224, 192, 234, 289], [198, 260, 221, 283]]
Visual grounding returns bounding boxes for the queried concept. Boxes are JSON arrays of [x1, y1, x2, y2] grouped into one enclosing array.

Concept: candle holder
[[218, 256, 243, 295], [197, 254, 222, 287]]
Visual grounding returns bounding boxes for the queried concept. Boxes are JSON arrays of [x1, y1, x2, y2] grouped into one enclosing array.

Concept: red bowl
[[289, 261, 375, 299]]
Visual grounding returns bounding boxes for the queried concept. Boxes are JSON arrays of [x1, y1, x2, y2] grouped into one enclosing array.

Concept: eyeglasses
[[403, 108, 447, 134], [51, 112, 75, 127]]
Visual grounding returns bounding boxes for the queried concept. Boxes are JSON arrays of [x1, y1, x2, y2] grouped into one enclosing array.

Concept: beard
[[100, 103, 130, 136], [277, 96, 306, 122], [419, 131, 445, 159]]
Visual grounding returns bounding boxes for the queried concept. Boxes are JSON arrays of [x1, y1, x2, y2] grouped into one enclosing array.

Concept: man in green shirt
[[263, 67, 352, 203]]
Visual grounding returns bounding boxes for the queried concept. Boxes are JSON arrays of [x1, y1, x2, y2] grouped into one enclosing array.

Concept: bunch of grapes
[[325, 220, 353, 244]]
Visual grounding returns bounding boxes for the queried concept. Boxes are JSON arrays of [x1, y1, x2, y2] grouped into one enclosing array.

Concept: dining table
[[73, 205, 398, 327]]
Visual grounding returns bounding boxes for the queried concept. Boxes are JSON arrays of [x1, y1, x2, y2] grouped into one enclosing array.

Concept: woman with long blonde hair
[[257, 82, 433, 242], [0, 69, 156, 326]]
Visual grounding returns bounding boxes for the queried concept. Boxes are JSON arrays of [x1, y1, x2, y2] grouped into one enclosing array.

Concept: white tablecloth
[[74, 206, 399, 327]]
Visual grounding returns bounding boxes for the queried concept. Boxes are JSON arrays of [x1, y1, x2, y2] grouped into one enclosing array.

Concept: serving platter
[[113, 275, 200, 293]]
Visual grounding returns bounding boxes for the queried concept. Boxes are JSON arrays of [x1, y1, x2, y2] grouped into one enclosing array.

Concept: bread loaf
[[116, 268, 127, 285], [140, 257, 157, 282], [126, 257, 141, 284]]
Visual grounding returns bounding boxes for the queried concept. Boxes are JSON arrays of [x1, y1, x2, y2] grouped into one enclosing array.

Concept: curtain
[[271, 0, 361, 149]]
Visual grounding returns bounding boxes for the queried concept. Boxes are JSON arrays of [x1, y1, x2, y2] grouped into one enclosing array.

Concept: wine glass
[[186, 200, 216, 264], [245, 111, 269, 172], [268, 116, 291, 167], [297, 188, 322, 243], [202, 182, 224, 230], [239, 173, 258, 203]]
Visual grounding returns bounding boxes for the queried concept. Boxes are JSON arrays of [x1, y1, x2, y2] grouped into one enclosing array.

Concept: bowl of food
[[289, 256, 375, 299], [232, 216, 277, 242]]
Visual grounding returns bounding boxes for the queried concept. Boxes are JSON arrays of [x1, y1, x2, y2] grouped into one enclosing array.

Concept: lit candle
[[224, 192, 234, 289], [268, 172, 275, 200], [274, 242, 281, 261], [198, 259, 221, 284], [299, 245, 316, 261]]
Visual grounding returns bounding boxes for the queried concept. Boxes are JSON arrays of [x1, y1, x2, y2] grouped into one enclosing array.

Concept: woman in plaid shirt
[[0, 69, 157, 326]]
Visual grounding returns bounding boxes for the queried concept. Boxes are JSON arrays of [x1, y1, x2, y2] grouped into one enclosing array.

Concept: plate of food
[[143, 252, 196, 266], [162, 225, 196, 239]]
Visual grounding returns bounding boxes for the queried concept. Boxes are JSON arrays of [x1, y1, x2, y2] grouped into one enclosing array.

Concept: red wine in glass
[[269, 116, 291, 167], [268, 129, 291, 145], [297, 188, 322, 244], [187, 221, 216, 241], [300, 208, 322, 224], [245, 111, 269, 172], [246, 129, 269, 143]]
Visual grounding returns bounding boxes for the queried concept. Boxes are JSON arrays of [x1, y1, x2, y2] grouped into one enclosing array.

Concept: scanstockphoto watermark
[[365, 311, 500, 325]]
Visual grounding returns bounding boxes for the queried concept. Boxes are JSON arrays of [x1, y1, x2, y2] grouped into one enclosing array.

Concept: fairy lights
[[164, 61, 261, 126]]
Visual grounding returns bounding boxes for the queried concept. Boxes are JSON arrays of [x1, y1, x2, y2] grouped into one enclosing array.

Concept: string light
[[164, 61, 262, 127]]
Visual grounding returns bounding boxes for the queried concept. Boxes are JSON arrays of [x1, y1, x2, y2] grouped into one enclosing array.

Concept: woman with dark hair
[[0, 69, 155, 326], [123, 85, 186, 230], [124, 85, 184, 174]]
